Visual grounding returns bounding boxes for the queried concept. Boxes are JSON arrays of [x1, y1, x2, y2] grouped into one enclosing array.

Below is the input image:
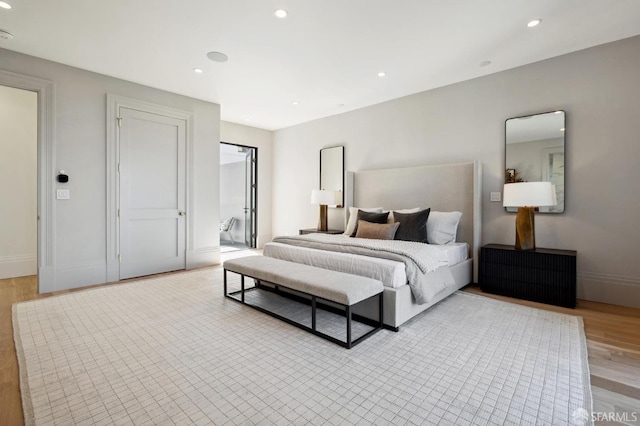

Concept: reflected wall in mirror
[[320, 146, 344, 207], [505, 111, 565, 213]]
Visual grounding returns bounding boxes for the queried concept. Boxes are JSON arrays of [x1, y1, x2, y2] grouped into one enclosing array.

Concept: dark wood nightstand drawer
[[299, 229, 344, 235], [479, 244, 576, 308]]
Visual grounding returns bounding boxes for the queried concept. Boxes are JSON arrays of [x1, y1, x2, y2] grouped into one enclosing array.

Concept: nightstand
[[299, 229, 344, 235], [479, 244, 577, 308]]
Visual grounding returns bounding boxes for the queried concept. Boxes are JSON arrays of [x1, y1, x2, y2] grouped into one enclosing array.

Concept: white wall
[[272, 36, 640, 308], [220, 121, 272, 248], [0, 85, 37, 279], [1, 48, 220, 291]]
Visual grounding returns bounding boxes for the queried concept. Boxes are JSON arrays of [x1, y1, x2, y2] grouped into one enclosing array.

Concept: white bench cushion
[[224, 256, 383, 305]]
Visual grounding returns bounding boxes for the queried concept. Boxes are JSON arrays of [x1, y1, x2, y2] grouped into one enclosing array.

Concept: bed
[[264, 161, 482, 329]]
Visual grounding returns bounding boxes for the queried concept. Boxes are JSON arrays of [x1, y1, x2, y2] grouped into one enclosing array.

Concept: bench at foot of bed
[[223, 256, 384, 349]]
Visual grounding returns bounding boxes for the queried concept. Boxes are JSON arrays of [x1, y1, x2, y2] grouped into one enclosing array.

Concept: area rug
[[13, 268, 592, 425]]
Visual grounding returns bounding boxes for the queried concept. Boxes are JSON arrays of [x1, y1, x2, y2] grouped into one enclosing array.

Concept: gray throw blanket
[[271, 234, 452, 304]]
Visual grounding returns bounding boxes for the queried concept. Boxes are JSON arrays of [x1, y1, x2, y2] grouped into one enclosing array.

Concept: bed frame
[[345, 161, 482, 329]]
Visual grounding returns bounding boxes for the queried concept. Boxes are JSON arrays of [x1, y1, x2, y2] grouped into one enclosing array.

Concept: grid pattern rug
[[13, 267, 592, 425]]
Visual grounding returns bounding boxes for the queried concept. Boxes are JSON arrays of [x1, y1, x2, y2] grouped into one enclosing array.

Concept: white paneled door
[[118, 107, 186, 280]]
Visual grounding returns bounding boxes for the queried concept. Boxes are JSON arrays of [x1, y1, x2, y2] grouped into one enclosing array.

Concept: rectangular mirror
[[320, 146, 344, 207], [505, 111, 565, 213]]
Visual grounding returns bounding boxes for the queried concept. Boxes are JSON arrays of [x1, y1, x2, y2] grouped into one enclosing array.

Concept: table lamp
[[311, 189, 337, 231], [503, 182, 557, 250]]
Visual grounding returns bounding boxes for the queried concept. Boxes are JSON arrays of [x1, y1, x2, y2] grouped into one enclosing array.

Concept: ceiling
[[1, 1, 639, 131]]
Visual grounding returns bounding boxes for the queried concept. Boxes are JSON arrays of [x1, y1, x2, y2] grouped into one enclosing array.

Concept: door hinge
[[117, 163, 121, 173], [117, 117, 123, 127], [117, 208, 120, 218], [118, 254, 122, 262]]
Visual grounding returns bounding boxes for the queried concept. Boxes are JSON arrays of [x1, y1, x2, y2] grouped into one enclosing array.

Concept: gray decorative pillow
[[393, 208, 431, 243], [355, 220, 400, 240], [350, 210, 390, 237]]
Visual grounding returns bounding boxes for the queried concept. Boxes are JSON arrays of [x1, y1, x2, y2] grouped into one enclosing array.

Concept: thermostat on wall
[[57, 170, 69, 183]]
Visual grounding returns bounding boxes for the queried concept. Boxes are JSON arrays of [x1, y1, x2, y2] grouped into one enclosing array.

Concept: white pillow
[[427, 211, 463, 244], [385, 207, 421, 224], [344, 207, 383, 235]]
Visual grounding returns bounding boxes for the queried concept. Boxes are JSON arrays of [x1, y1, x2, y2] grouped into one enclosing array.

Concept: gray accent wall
[[0, 48, 221, 292], [272, 35, 640, 308]]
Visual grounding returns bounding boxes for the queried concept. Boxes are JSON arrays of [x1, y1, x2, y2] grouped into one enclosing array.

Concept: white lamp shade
[[503, 182, 557, 207], [311, 189, 337, 205]]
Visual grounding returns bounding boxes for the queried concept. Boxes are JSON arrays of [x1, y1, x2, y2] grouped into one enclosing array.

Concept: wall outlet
[[57, 189, 70, 200], [490, 192, 501, 202]]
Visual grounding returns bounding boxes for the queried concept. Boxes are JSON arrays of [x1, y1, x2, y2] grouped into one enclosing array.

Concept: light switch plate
[[490, 192, 501, 202], [57, 189, 70, 200]]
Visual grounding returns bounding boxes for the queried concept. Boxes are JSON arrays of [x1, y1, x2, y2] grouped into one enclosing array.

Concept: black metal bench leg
[[223, 269, 227, 296], [346, 306, 352, 349], [312, 296, 317, 331], [379, 292, 384, 329], [241, 274, 245, 303]]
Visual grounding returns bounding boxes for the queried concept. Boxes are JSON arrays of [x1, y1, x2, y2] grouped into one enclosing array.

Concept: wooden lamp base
[[515, 206, 535, 250], [317, 204, 328, 231]]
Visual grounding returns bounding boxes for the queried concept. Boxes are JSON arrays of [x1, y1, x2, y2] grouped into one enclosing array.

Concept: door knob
[[178, 210, 186, 216]]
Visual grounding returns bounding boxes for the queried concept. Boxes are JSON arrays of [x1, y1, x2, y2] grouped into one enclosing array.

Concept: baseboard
[[0, 254, 37, 279], [578, 272, 640, 309], [187, 246, 220, 269]]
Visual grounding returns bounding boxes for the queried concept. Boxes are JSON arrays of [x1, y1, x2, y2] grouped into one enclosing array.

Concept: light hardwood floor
[[1, 273, 639, 425]]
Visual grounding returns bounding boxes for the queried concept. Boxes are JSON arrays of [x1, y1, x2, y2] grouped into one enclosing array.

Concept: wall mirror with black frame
[[505, 111, 565, 213], [320, 145, 344, 208]]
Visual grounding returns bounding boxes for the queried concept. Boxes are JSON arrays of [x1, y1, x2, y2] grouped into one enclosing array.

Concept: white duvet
[[267, 234, 461, 304]]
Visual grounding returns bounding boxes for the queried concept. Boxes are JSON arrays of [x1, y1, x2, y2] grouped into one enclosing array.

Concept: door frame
[[220, 141, 258, 249], [0, 70, 55, 293], [106, 94, 193, 282]]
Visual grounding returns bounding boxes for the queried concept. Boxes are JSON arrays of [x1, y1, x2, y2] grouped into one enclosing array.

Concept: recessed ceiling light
[[378, 72, 386, 77], [527, 19, 542, 28], [554, 110, 563, 114], [292, 102, 299, 106], [193, 68, 203, 74], [0, 2, 11, 10], [207, 51, 229, 63], [244, 118, 251, 122], [479, 60, 491, 67], [337, 104, 345, 108], [0, 29, 14, 40], [274, 9, 288, 18], [560, 128, 565, 132]]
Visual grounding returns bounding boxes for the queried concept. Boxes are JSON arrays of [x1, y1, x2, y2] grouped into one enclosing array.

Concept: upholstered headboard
[[345, 161, 482, 282]]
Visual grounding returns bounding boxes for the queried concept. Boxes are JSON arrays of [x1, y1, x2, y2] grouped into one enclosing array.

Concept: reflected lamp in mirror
[[320, 146, 344, 207], [503, 182, 557, 251], [505, 110, 565, 213], [311, 189, 338, 231]]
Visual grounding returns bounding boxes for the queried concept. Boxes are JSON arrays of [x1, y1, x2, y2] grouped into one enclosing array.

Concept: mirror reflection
[[320, 146, 344, 207], [505, 111, 565, 213]]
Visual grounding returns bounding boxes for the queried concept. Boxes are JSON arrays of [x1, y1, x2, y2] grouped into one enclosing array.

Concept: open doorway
[[220, 142, 257, 252], [0, 85, 38, 282]]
